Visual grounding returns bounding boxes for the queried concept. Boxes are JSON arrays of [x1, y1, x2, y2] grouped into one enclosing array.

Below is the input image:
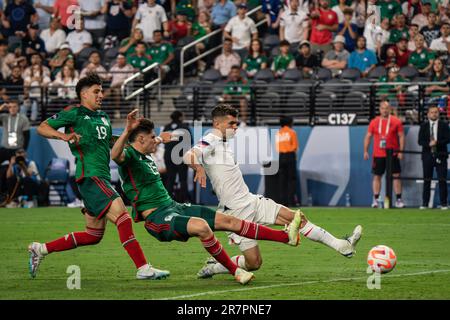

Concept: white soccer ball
[[367, 245, 397, 274]]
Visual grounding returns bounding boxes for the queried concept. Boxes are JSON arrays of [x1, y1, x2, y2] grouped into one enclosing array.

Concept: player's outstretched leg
[[188, 217, 254, 285]]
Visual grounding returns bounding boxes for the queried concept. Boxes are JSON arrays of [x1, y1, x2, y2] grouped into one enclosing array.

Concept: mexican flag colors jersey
[[46, 105, 112, 182]]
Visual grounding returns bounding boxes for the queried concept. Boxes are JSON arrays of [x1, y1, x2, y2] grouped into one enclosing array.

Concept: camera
[[15, 156, 25, 164]]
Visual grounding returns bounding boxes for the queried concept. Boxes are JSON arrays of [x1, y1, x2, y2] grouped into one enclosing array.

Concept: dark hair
[[230, 65, 241, 71], [248, 39, 264, 57], [135, 41, 146, 47], [211, 103, 238, 119], [280, 116, 293, 127], [280, 40, 290, 47], [75, 72, 102, 100], [129, 119, 155, 142], [153, 29, 162, 34], [170, 110, 183, 122]]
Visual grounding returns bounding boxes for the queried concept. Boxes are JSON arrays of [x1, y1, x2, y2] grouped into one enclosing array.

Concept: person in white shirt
[[430, 22, 450, 53], [364, 16, 390, 55], [66, 18, 93, 55], [184, 104, 362, 277], [411, 1, 432, 30], [132, 0, 170, 43], [34, 0, 55, 30], [279, 0, 309, 50], [78, 0, 106, 45], [224, 3, 257, 56], [39, 17, 66, 55], [214, 38, 241, 77]]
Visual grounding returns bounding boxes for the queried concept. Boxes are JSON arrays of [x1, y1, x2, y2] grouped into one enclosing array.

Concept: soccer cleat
[[339, 225, 363, 258], [441, 206, 448, 210], [286, 210, 302, 246], [196, 257, 217, 279], [136, 264, 170, 280], [28, 242, 45, 279], [371, 199, 378, 208], [234, 268, 254, 285], [419, 206, 427, 210], [395, 199, 405, 208]]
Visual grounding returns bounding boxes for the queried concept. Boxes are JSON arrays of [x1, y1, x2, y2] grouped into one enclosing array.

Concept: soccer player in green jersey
[[111, 111, 302, 285], [27, 73, 169, 280]]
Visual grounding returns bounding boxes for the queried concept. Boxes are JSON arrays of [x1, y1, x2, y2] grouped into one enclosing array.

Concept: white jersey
[[193, 132, 252, 209]]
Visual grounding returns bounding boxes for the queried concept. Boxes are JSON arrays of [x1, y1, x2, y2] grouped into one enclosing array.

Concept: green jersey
[[118, 146, 172, 222], [272, 53, 294, 73], [244, 55, 268, 73], [409, 49, 435, 70], [148, 43, 174, 65], [223, 80, 250, 96], [389, 27, 409, 43], [46, 105, 112, 181], [377, 75, 408, 99], [127, 54, 153, 70], [379, 0, 402, 21]]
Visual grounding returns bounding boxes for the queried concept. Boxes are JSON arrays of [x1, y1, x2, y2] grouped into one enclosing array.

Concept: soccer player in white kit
[[184, 104, 363, 278]]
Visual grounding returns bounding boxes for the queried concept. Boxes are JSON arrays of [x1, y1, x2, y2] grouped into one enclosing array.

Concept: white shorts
[[222, 194, 282, 252]]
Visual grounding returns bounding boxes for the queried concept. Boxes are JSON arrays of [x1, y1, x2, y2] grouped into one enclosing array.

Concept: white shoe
[[286, 210, 301, 246], [339, 225, 363, 258], [197, 257, 217, 279], [419, 206, 427, 210], [136, 264, 170, 280], [371, 199, 378, 208], [6, 201, 18, 208], [67, 199, 84, 208], [234, 267, 254, 285], [28, 242, 46, 278], [441, 206, 448, 210], [395, 199, 405, 208]]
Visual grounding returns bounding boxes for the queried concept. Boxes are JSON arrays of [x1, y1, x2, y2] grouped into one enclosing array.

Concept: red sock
[[201, 235, 238, 275], [45, 227, 104, 254], [116, 212, 147, 269], [238, 220, 288, 243]]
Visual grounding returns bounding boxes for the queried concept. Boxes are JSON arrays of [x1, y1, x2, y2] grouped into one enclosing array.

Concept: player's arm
[[397, 129, 405, 160], [111, 109, 142, 164], [37, 120, 80, 143], [183, 147, 207, 188]]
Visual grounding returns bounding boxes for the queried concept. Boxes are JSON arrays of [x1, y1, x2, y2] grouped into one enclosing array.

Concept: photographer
[[4, 148, 41, 208]]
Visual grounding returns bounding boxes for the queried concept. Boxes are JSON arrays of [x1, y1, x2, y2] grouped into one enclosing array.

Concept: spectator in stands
[[162, 110, 191, 203], [295, 40, 320, 78], [172, 0, 196, 22], [408, 33, 435, 76], [53, 0, 79, 33], [0, 65, 24, 102], [364, 100, 405, 208], [309, 0, 338, 54], [214, 38, 241, 78], [0, 101, 30, 201], [391, 37, 411, 68], [408, 23, 422, 51], [80, 51, 110, 80], [1, 0, 38, 37], [4, 148, 41, 208], [430, 22, 450, 55], [51, 64, 79, 100], [379, 0, 402, 21], [168, 10, 192, 46], [119, 28, 148, 59], [127, 41, 152, 71], [279, 0, 309, 52], [0, 41, 9, 79], [40, 17, 67, 55], [438, 2, 450, 24], [192, 10, 212, 75], [48, 42, 73, 78], [262, 0, 283, 34], [242, 39, 268, 78], [425, 58, 449, 106], [420, 10, 441, 46], [133, 0, 170, 43], [271, 40, 296, 78], [102, 0, 133, 49], [337, 7, 359, 52], [148, 29, 175, 82], [332, 0, 353, 24], [79, 0, 106, 46], [354, 0, 368, 33], [364, 16, 390, 55], [348, 36, 377, 78], [366, 0, 381, 26], [321, 34, 349, 77], [198, 0, 215, 14], [384, 47, 398, 68], [222, 65, 250, 124], [224, 3, 258, 59], [22, 24, 47, 61], [23, 53, 51, 80], [377, 65, 408, 112], [106, 53, 134, 118], [389, 14, 409, 44], [411, 1, 432, 30], [211, 0, 237, 29], [34, 0, 55, 30], [402, 0, 421, 23], [23, 58, 52, 121], [66, 18, 93, 55]]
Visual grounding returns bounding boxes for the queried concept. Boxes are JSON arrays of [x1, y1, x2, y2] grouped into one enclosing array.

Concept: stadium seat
[[263, 34, 280, 53], [270, 46, 281, 58], [282, 69, 303, 82], [254, 69, 275, 83], [399, 66, 419, 80], [315, 68, 332, 82], [341, 68, 361, 81], [368, 66, 387, 80], [286, 91, 309, 119], [104, 46, 119, 67], [256, 91, 281, 122], [44, 158, 70, 206], [344, 91, 370, 119], [201, 68, 222, 82]]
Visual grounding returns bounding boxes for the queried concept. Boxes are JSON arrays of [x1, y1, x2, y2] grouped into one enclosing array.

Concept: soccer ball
[[367, 245, 397, 274]]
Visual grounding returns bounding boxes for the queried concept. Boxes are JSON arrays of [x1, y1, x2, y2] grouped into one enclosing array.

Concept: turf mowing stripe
[[157, 269, 450, 300]]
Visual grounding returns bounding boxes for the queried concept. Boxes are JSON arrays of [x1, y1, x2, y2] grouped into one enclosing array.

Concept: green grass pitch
[[0, 207, 449, 300]]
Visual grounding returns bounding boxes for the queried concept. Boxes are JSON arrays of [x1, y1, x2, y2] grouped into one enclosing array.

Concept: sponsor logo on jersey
[[84, 115, 90, 120], [101, 117, 109, 126]]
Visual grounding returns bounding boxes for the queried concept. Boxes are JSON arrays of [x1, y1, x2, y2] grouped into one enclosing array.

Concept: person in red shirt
[[391, 37, 411, 68], [168, 11, 191, 45], [309, 0, 338, 54], [364, 100, 405, 208], [53, 0, 79, 33]]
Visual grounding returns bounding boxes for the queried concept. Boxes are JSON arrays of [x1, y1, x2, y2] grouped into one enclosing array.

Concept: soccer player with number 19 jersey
[[27, 73, 169, 280]]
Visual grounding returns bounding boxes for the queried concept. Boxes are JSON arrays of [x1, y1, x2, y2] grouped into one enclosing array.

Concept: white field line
[[157, 269, 450, 300]]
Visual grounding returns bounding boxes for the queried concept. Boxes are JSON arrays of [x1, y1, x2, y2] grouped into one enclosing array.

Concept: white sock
[[212, 255, 247, 274], [40, 243, 48, 255], [299, 221, 347, 252]]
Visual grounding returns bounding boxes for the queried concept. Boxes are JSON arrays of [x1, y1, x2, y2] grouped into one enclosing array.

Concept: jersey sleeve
[[121, 147, 134, 165], [46, 107, 77, 129], [193, 134, 219, 160]]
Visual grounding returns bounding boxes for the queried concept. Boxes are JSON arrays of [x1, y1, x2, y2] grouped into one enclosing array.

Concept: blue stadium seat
[[45, 158, 70, 206]]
